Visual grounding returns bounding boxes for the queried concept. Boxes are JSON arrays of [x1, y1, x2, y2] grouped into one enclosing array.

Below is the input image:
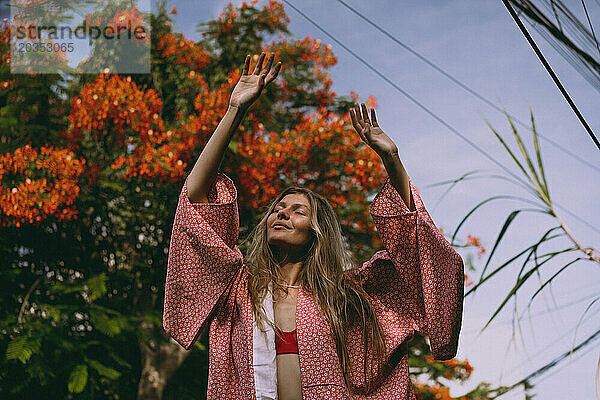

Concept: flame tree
[[0, 2, 493, 399]]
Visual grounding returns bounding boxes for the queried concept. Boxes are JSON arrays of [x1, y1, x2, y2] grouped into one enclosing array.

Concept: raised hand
[[229, 52, 282, 111], [349, 103, 398, 159], [350, 103, 414, 210]]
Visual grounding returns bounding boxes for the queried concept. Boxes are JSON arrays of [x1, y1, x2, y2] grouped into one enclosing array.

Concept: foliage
[[0, 1, 493, 399], [443, 112, 600, 397]]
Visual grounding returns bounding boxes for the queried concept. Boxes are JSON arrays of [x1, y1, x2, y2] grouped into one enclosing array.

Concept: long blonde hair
[[243, 186, 388, 394]]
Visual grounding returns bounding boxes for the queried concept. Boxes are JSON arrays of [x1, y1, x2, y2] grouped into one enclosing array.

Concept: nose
[[277, 208, 289, 220]]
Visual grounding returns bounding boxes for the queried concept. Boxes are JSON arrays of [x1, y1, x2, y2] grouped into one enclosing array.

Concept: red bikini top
[[274, 326, 298, 355]]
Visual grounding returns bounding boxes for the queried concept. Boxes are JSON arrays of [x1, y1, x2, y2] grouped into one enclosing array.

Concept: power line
[[280, 0, 600, 235], [502, 0, 600, 151], [462, 289, 600, 334], [279, 1, 526, 185], [280, 4, 600, 392], [334, 0, 600, 174]]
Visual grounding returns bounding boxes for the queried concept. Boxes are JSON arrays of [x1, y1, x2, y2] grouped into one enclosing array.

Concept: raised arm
[[163, 53, 282, 349], [187, 52, 282, 202], [349, 103, 464, 361]]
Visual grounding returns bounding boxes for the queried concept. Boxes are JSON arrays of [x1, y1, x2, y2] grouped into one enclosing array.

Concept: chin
[[267, 236, 303, 249], [267, 237, 287, 247]]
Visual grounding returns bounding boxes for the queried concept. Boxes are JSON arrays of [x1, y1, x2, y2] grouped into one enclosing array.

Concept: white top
[[252, 283, 278, 400]]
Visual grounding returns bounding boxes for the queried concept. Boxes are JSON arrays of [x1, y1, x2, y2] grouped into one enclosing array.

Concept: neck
[[277, 260, 303, 286], [271, 243, 311, 286]]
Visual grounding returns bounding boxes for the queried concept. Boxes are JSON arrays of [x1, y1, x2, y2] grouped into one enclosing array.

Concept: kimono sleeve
[[163, 172, 243, 350], [359, 176, 464, 360]]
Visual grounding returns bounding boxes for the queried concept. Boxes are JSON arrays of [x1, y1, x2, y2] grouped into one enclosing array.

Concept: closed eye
[[272, 202, 309, 215]]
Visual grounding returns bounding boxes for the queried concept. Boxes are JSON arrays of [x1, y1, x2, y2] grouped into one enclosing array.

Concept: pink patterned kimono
[[163, 172, 464, 399]]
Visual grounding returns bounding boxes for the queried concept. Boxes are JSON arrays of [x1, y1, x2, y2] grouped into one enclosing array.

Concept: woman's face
[[266, 193, 313, 250]]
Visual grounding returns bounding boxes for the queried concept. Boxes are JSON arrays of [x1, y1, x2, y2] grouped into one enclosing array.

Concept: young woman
[[163, 52, 464, 400]]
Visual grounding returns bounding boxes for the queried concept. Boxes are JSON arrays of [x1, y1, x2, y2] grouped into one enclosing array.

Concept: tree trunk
[[137, 321, 190, 400]]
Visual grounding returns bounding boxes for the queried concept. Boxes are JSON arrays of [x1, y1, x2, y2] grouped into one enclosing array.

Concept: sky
[[172, 1, 600, 399]]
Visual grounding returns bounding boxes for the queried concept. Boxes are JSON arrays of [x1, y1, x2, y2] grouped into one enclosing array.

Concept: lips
[[272, 222, 291, 229]]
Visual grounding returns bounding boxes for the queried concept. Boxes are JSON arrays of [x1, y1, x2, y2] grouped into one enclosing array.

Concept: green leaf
[[465, 253, 475, 272], [88, 304, 134, 336], [466, 231, 564, 296], [87, 359, 121, 380], [67, 364, 88, 393], [530, 111, 550, 201], [228, 139, 239, 153], [486, 120, 533, 185], [49, 283, 84, 295], [90, 309, 121, 336], [143, 310, 163, 326], [481, 247, 573, 332], [450, 195, 541, 246], [6, 336, 41, 364], [506, 115, 545, 199], [86, 273, 108, 301], [477, 209, 523, 281], [42, 305, 62, 322], [194, 341, 207, 351], [98, 178, 125, 192], [526, 257, 582, 310], [109, 351, 132, 369], [573, 297, 600, 350]]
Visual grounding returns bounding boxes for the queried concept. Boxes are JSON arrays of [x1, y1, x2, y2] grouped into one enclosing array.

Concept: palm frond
[[451, 195, 547, 246], [486, 120, 535, 185], [480, 248, 566, 331], [526, 257, 583, 309], [505, 115, 550, 206], [466, 231, 564, 296], [572, 297, 600, 356], [530, 110, 550, 201], [478, 210, 525, 281]]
